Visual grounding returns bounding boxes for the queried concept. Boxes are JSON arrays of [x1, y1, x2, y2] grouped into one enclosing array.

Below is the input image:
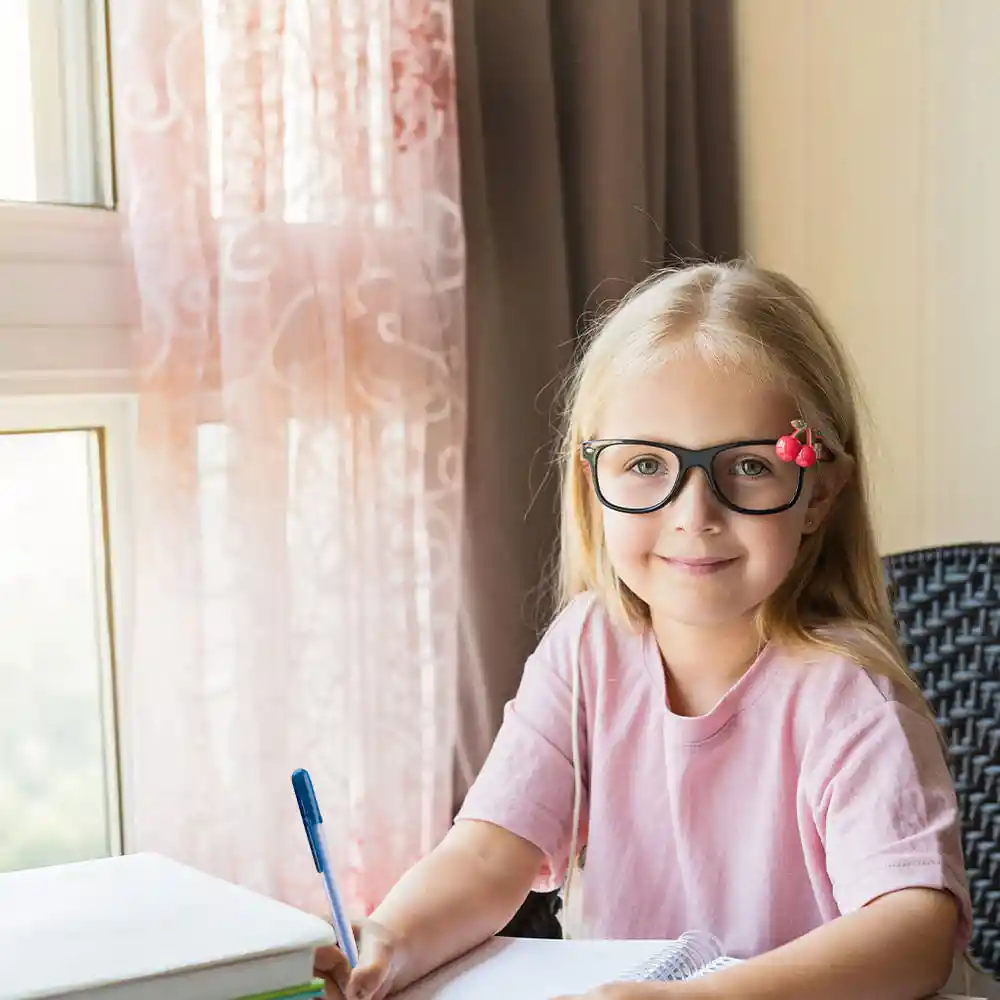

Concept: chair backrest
[[884, 544, 1000, 978]]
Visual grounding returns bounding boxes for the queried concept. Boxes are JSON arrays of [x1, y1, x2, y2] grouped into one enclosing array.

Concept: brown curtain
[[453, 0, 741, 803]]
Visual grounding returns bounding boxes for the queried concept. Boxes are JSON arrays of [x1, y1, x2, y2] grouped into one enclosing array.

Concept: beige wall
[[735, 0, 1000, 554]]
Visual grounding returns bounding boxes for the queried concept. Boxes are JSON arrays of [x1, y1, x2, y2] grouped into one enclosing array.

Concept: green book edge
[[234, 980, 325, 1000]]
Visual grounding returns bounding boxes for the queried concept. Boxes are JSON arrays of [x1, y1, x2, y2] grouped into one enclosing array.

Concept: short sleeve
[[807, 701, 972, 944], [455, 599, 592, 890]]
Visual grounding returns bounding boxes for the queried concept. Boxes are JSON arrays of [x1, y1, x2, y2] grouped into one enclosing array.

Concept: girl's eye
[[628, 457, 663, 476], [733, 457, 769, 478]]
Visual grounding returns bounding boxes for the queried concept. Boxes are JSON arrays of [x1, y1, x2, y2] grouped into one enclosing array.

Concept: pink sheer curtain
[[110, 0, 465, 914]]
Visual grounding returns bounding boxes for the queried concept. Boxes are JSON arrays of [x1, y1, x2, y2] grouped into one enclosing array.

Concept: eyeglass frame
[[580, 437, 832, 517]]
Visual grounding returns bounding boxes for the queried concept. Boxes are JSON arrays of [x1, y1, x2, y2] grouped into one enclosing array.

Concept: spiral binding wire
[[618, 930, 733, 982], [687, 955, 744, 979]]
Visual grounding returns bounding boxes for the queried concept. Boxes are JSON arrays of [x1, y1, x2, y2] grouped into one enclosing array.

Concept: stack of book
[[0, 852, 336, 999]]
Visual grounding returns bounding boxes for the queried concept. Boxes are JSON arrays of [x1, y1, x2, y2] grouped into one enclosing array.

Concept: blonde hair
[[557, 261, 930, 929]]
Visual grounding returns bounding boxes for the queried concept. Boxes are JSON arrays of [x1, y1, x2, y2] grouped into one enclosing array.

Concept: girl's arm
[[590, 887, 957, 1000], [365, 818, 543, 990], [683, 887, 957, 999]]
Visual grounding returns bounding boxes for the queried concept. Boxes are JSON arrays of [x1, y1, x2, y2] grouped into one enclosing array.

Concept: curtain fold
[[453, 0, 740, 801], [111, 0, 466, 914]]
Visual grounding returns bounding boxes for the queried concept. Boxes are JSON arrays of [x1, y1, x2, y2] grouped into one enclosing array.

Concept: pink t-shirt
[[457, 594, 971, 957]]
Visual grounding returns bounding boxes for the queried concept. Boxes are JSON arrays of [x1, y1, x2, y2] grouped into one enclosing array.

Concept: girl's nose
[[668, 467, 724, 534]]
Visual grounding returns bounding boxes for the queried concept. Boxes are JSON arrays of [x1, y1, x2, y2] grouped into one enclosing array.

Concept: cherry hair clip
[[775, 420, 828, 468]]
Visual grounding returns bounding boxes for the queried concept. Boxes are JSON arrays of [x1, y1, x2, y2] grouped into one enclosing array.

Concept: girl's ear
[[802, 454, 854, 534]]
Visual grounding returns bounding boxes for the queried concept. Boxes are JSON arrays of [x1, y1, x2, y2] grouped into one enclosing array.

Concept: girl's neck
[[650, 610, 763, 717]]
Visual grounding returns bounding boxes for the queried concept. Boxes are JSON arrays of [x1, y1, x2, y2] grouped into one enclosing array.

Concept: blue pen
[[292, 768, 360, 968]]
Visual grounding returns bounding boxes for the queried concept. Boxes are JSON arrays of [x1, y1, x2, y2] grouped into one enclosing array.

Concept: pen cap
[[292, 768, 324, 871]]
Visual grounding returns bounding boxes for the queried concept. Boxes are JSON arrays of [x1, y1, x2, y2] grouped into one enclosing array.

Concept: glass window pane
[[0, 430, 119, 872], [0, 0, 114, 208]]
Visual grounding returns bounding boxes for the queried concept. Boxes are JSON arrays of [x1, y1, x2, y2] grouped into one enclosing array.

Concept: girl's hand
[[314, 919, 408, 1000]]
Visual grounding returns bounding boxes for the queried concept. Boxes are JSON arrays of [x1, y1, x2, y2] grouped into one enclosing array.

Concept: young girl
[[318, 263, 971, 1000]]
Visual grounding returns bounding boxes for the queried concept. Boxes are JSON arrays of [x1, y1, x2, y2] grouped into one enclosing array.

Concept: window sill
[[0, 201, 133, 395], [0, 200, 122, 261]]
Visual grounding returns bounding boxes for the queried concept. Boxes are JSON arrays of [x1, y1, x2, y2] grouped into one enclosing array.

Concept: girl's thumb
[[345, 921, 398, 1000]]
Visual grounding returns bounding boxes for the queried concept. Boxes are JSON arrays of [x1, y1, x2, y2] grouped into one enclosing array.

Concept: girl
[[319, 263, 970, 1000]]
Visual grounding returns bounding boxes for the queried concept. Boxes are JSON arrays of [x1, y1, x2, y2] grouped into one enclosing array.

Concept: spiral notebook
[[394, 932, 740, 1000], [394, 934, 985, 1000]]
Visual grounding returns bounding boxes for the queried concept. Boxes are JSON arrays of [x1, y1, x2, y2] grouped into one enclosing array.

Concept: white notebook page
[[394, 938, 691, 1000]]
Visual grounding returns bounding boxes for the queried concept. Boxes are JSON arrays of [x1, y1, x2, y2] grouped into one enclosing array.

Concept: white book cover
[[0, 852, 336, 1000]]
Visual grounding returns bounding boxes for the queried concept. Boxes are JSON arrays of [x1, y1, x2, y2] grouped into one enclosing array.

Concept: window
[[0, 0, 114, 208], [0, 397, 134, 873], [0, 0, 129, 874]]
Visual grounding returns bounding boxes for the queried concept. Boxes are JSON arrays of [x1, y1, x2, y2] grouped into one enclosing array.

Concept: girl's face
[[591, 353, 839, 629]]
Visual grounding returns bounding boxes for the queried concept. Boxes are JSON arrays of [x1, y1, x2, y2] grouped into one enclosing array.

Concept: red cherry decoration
[[795, 444, 817, 467], [776, 435, 801, 462]]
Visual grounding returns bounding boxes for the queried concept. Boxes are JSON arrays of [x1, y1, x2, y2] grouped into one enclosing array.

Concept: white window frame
[[0, 0, 128, 399], [0, 393, 136, 857], [0, 0, 137, 864], [27, 0, 115, 208], [0, 202, 131, 396]]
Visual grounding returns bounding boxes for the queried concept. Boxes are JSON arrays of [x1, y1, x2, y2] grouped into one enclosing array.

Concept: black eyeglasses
[[581, 437, 819, 516]]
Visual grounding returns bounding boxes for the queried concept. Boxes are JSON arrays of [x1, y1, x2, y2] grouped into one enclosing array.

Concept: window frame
[[0, 0, 135, 864], [0, 202, 131, 396], [25, 0, 116, 208], [0, 393, 137, 858], [0, 0, 125, 398]]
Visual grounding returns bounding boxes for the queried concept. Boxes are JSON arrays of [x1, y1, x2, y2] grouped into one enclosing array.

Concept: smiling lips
[[659, 555, 738, 576]]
